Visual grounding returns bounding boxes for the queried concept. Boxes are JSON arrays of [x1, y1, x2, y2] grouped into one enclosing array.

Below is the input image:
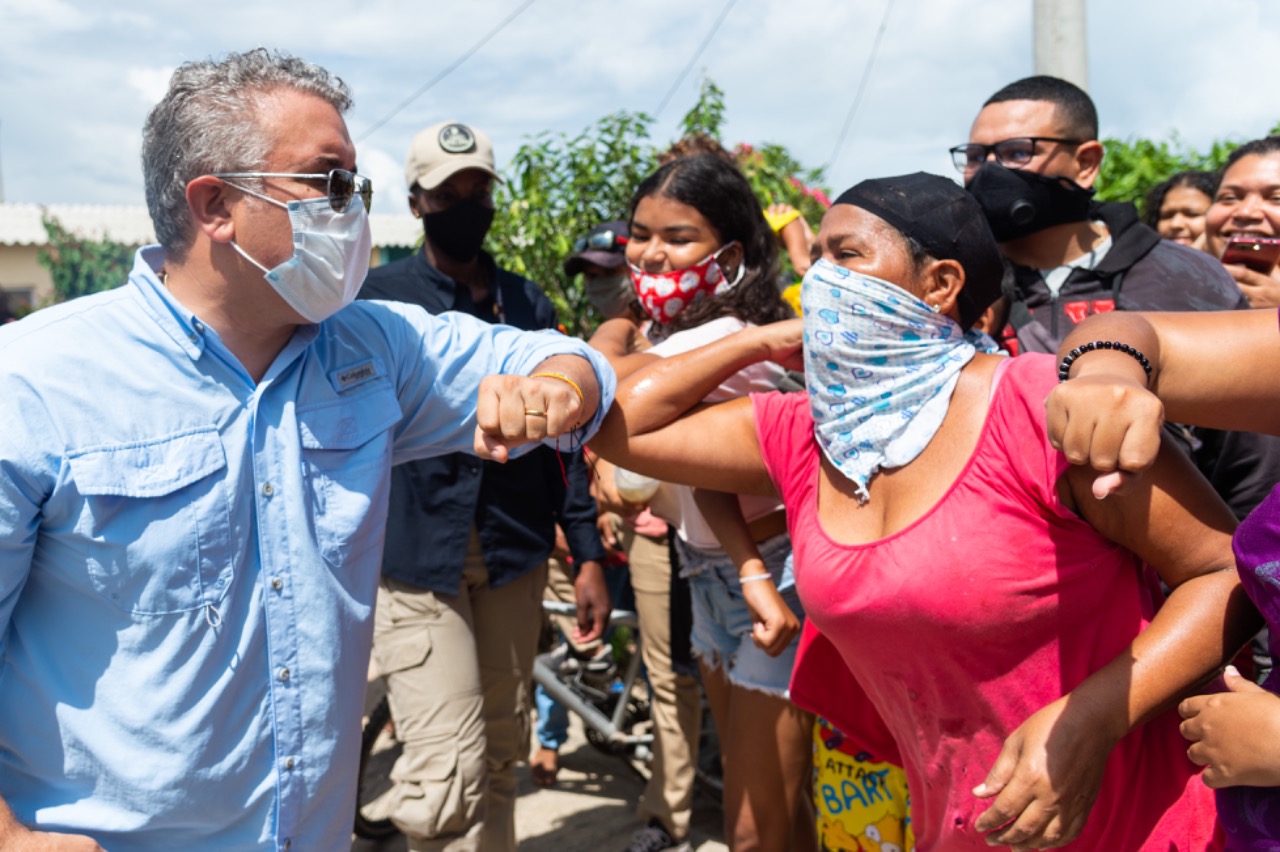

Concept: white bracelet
[[739, 573, 775, 585]]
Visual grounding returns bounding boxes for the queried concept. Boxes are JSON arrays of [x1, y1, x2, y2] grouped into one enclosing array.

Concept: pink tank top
[[754, 353, 1220, 851]]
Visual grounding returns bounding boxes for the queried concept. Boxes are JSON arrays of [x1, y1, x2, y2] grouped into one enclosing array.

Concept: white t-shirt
[[647, 316, 787, 549]]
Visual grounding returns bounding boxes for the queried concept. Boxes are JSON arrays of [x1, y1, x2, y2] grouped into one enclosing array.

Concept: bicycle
[[532, 600, 653, 770]]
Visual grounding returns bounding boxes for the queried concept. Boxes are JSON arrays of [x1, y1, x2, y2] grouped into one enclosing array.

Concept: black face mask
[[965, 163, 1094, 242], [422, 196, 494, 262]]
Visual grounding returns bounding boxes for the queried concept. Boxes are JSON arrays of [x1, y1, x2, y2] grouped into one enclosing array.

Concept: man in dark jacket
[[956, 75, 1246, 354], [359, 120, 610, 852], [957, 76, 1280, 678]]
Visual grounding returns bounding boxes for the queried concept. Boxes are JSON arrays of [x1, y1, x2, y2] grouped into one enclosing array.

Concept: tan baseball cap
[[404, 121, 500, 191]]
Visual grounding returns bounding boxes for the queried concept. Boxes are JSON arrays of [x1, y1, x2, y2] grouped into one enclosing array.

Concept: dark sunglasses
[[213, 168, 373, 213], [573, 229, 628, 254], [948, 137, 1083, 173]]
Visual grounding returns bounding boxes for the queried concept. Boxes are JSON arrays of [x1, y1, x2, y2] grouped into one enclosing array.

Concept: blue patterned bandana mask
[[801, 258, 994, 502]]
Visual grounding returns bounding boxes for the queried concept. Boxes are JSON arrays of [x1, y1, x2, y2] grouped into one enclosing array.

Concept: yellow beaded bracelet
[[530, 371, 586, 423]]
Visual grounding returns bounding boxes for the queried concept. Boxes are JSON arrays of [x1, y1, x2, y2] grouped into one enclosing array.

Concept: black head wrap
[[834, 172, 1006, 329]]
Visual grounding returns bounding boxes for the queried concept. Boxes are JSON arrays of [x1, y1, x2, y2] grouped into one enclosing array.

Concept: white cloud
[[1, 0, 1278, 212], [126, 66, 175, 106], [0, 0, 89, 35], [360, 144, 411, 216]]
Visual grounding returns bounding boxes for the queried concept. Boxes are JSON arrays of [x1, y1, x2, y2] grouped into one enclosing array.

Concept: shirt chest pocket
[[69, 428, 233, 617], [298, 385, 401, 569]]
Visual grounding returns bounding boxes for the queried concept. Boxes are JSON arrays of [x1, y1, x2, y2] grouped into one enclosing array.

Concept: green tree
[[1097, 121, 1280, 217], [488, 78, 830, 335], [683, 78, 831, 274], [734, 143, 830, 248], [37, 217, 134, 303], [488, 111, 658, 337], [679, 78, 727, 140]]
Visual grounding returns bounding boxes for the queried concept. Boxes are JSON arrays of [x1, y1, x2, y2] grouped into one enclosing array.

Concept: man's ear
[[924, 258, 966, 319], [1073, 139, 1105, 189], [407, 190, 424, 219], [185, 176, 237, 244]]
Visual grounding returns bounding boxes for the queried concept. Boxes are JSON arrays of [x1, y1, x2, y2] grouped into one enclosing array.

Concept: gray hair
[[142, 48, 353, 260]]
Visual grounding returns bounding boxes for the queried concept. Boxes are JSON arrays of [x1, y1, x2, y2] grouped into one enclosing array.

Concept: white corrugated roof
[[369, 214, 424, 249], [0, 203, 421, 249], [0, 203, 156, 246]]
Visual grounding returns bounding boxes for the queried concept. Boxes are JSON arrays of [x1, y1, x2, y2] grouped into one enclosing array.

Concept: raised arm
[[975, 434, 1258, 848], [474, 352, 607, 462], [1047, 308, 1280, 491], [587, 316, 660, 381], [588, 319, 803, 497]]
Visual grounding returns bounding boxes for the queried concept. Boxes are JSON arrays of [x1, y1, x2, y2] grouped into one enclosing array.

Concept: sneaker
[[622, 820, 692, 852]]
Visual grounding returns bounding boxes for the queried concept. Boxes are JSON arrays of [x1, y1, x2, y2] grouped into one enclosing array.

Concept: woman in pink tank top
[[591, 173, 1257, 851]]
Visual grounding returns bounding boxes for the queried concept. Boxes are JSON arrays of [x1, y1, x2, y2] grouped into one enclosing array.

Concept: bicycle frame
[[533, 600, 653, 752]]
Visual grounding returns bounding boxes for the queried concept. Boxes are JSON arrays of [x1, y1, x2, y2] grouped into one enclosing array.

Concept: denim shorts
[[676, 532, 803, 696]]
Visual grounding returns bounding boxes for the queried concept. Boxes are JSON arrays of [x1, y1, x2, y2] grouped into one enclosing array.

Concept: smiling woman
[[1143, 170, 1216, 250], [1205, 136, 1280, 307], [590, 153, 807, 852]]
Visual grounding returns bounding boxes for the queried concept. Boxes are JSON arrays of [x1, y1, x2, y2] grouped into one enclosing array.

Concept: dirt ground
[[352, 701, 728, 852]]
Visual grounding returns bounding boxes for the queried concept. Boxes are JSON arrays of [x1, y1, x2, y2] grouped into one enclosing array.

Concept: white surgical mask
[[228, 187, 372, 323]]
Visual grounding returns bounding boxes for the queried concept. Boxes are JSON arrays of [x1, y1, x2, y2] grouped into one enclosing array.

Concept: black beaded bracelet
[[1057, 340, 1152, 383]]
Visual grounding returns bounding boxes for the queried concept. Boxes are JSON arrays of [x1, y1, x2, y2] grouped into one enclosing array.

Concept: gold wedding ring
[[524, 408, 548, 418]]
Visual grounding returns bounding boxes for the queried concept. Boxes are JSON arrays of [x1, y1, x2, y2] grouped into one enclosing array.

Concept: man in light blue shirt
[[0, 49, 614, 851]]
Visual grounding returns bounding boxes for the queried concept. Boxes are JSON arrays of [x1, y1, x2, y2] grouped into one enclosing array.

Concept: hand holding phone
[[1222, 237, 1280, 273]]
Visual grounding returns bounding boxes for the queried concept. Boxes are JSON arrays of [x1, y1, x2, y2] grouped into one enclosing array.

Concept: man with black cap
[[566, 220, 645, 324], [358, 121, 611, 852]]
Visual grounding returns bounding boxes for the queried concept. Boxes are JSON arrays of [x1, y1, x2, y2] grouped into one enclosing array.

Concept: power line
[[356, 0, 538, 143], [824, 0, 895, 172], [653, 0, 740, 118]]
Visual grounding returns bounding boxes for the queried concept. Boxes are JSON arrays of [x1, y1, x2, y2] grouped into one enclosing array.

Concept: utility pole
[[1033, 0, 1088, 90]]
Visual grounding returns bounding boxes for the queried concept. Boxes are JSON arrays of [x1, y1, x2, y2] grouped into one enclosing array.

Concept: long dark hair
[[629, 154, 790, 334]]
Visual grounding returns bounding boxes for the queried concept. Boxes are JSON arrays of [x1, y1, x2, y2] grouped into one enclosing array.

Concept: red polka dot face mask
[[627, 244, 743, 324]]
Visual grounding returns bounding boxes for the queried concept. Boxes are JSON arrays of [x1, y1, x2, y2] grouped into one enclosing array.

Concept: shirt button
[[262, 483, 274, 497], [192, 318, 205, 333], [284, 756, 295, 770], [283, 840, 292, 851], [279, 668, 290, 682], [271, 577, 283, 591]]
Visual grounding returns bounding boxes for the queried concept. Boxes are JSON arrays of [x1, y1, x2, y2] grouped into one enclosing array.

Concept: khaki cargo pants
[[372, 530, 547, 852]]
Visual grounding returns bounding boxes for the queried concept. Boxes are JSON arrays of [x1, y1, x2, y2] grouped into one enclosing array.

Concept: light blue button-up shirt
[[0, 247, 615, 851]]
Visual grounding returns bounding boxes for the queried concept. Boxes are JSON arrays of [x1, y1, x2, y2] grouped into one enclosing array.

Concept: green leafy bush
[[1097, 120, 1280, 217], [37, 217, 134, 303], [488, 78, 830, 336]]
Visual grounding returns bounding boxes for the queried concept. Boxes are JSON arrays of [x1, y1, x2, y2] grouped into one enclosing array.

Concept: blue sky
[[2, 0, 1278, 217]]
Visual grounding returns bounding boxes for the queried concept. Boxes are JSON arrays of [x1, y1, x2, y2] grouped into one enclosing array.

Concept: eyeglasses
[[948, 137, 1084, 173], [573, 229, 628, 254], [213, 169, 373, 213]]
